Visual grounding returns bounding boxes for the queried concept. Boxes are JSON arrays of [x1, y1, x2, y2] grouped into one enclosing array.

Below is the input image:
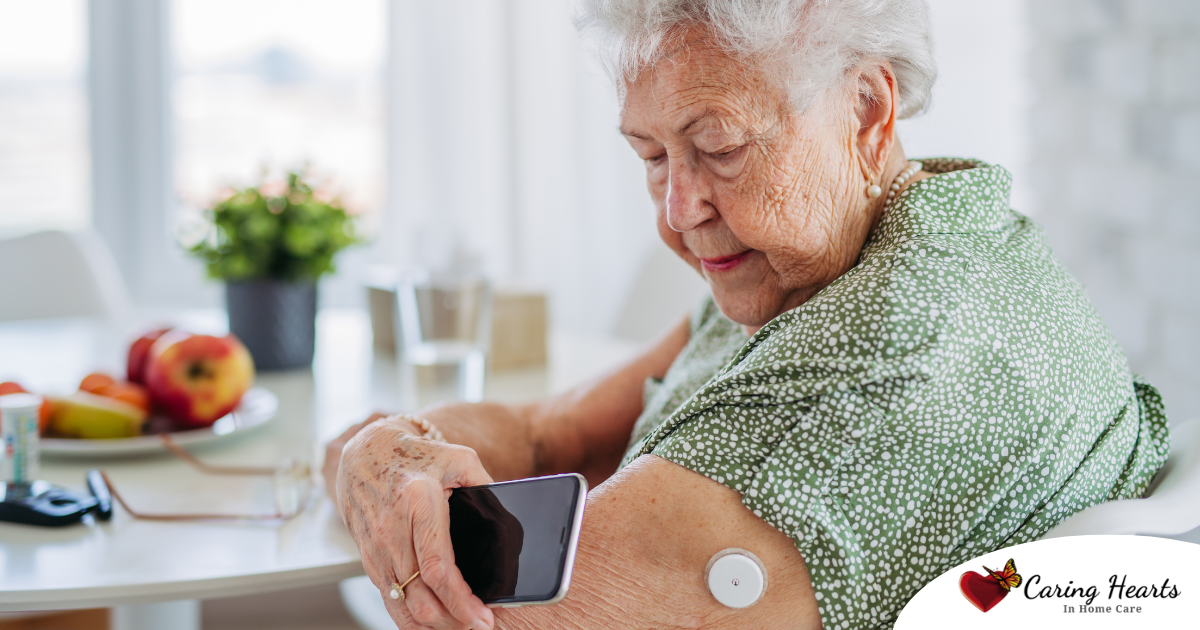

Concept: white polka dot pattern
[[619, 158, 1170, 629]]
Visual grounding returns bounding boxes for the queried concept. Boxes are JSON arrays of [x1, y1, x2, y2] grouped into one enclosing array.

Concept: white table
[[0, 309, 638, 628]]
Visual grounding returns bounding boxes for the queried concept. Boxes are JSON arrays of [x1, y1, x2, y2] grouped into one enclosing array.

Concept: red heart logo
[[960, 571, 1009, 612]]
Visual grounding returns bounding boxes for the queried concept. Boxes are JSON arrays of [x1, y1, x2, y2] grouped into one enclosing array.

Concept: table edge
[[0, 561, 366, 612]]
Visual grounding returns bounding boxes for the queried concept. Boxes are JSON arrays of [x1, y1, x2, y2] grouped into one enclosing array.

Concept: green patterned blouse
[[620, 158, 1170, 629]]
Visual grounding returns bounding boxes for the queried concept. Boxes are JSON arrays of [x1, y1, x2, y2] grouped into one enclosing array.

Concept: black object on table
[[0, 469, 113, 527]]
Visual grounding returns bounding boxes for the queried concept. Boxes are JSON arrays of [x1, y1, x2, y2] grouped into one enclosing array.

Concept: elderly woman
[[324, 1, 1169, 628]]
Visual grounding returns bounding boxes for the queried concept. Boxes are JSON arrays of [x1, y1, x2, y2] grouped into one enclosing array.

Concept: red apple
[[144, 330, 255, 427], [127, 327, 173, 384]]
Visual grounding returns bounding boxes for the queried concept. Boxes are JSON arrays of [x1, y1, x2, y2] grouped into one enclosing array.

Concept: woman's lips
[[700, 250, 752, 272]]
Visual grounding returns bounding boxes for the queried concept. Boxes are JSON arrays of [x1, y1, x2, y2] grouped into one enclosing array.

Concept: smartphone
[[448, 473, 587, 607]]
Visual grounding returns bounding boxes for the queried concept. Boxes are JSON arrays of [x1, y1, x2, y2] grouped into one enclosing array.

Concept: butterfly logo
[[985, 559, 1023, 591], [960, 558, 1022, 612]]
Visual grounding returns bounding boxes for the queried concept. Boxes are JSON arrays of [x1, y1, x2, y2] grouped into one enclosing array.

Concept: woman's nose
[[666, 158, 717, 232]]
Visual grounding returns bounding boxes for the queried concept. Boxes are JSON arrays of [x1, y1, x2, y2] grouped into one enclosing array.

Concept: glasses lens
[[274, 458, 313, 517]]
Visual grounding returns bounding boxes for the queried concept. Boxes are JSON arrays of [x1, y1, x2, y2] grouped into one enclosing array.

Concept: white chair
[[0, 229, 131, 322], [1042, 417, 1200, 538]]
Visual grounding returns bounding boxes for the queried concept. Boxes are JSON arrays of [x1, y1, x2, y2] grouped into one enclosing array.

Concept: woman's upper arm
[[497, 454, 822, 630], [529, 316, 691, 484]]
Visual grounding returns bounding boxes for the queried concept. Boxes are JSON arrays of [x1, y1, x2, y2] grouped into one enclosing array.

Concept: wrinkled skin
[[337, 415, 497, 629], [334, 26, 928, 630], [621, 28, 919, 333]]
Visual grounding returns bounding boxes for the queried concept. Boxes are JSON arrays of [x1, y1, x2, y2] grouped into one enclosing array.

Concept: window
[[0, 0, 89, 235], [172, 0, 386, 217]]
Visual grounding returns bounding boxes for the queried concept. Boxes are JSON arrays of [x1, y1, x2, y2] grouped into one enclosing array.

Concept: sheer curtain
[[384, 0, 664, 336]]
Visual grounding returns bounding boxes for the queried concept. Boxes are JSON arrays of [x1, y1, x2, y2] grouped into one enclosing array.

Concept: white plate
[[40, 387, 279, 458]]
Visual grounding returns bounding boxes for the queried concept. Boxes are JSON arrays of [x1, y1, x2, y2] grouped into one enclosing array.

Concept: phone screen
[[448, 474, 584, 605]]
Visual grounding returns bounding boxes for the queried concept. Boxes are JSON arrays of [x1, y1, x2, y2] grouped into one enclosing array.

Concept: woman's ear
[[853, 62, 899, 177]]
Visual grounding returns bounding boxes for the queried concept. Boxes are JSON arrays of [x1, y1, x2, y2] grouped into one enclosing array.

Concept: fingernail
[[473, 618, 492, 630]]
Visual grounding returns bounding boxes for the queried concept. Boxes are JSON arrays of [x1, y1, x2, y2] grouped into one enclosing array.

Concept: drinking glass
[[394, 271, 492, 404]]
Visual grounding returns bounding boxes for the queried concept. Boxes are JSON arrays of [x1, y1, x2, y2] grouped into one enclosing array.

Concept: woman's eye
[[644, 154, 667, 165], [708, 146, 742, 161]]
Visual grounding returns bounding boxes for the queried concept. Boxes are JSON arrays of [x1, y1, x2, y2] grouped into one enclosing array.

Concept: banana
[[48, 392, 148, 439]]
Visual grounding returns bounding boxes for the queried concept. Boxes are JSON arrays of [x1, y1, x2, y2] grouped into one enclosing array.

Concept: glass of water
[[394, 270, 492, 404]]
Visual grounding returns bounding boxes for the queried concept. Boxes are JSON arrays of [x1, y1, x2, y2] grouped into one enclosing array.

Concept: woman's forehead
[[620, 50, 780, 138]]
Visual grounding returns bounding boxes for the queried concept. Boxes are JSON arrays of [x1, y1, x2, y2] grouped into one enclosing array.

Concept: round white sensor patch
[[705, 549, 767, 608]]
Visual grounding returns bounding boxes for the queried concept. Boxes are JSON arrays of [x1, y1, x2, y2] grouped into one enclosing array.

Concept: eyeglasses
[[97, 434, 313, 521]]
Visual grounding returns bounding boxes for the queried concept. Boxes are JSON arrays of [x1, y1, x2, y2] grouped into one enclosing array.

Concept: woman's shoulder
[[864, 157, 1019, 251], [716, 156, 1132, 399]]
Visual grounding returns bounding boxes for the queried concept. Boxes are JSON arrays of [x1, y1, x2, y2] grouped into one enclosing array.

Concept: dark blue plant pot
[[226, 280, 317, 371]]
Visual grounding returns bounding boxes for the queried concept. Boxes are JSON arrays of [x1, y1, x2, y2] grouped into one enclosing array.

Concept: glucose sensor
[[705, 548, 767, 608]]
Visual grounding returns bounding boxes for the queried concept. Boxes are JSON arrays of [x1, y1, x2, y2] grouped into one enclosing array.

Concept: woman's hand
[[337, 416, 496, 630], [323, 412, 388, 503]]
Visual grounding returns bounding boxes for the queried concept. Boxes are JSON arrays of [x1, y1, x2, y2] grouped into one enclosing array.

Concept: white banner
[[897, 535, 1196, 628]]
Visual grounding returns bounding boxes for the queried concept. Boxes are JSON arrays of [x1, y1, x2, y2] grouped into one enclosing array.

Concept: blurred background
[[4, 0, 1196, 413], [1, 0, 1197, 628], [0, 0, 1033, 332], [3, 0, 1199, 436], [0, 0, 1193, 457]]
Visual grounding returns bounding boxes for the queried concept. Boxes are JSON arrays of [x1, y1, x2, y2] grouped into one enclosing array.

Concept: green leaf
[[183, 168, 360, 281]]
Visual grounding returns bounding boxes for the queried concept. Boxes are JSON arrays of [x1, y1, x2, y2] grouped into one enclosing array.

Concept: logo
[[960, 558, 1022, 612], [899, 536, 1196, 628]]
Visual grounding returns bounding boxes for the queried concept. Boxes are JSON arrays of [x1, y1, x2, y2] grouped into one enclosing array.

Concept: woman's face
[[620, 34, 877, 332]]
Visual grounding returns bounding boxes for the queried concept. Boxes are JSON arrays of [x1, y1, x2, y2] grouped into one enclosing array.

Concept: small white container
[[1, 393, 42, 483]]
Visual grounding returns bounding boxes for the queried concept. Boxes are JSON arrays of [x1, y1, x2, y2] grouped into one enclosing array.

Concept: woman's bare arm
[[325, 316, 691, 494], [497, 454, 822, 629]]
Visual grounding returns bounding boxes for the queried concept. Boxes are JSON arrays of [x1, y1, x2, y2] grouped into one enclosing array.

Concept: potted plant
[[186, 169, 358, 370]]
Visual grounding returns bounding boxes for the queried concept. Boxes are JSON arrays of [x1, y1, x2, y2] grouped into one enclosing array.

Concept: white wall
[[898, 0, 1030, 213], [1028, 0, 1200, 422]]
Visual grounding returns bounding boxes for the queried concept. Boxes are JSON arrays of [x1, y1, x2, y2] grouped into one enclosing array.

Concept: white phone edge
[[490, 472, 589, 608]]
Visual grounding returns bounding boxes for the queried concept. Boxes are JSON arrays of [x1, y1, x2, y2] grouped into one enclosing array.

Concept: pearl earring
[[866, 174, 882, 198]]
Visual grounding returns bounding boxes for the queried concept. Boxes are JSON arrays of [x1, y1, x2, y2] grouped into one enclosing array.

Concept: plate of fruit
[[6, 328, 278, 458]]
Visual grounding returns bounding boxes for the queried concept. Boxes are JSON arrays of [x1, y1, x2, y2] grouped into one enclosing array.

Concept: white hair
[[575, 0, 937, 119]]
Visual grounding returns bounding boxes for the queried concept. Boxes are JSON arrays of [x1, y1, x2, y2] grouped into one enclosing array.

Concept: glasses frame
[[98, 434, 313, 522]]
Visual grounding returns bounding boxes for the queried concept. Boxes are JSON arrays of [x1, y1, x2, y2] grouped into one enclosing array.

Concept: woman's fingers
[[401, 578, 466, 629], [444, 444, 496, 488], [337, 422, 498, 629], [364, 524, 450, 630], [408, 477, 494, 630]]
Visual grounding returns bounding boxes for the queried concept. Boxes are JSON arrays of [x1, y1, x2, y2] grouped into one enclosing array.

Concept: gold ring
[[389, 571, 421, 601]]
